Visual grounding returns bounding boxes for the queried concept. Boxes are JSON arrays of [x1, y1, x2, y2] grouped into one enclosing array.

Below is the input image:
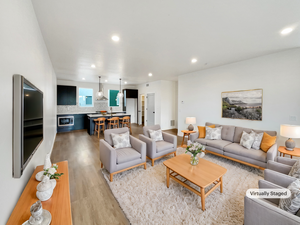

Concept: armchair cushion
[[111, 131, 131, 149], [116, 148, 141, 164], [156, 141, 174, 153]]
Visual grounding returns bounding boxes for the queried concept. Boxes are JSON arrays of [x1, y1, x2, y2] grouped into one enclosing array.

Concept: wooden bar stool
[[94, 118, 106, 138], [107, 117, 120, 129], [120, 116, 132, 134]]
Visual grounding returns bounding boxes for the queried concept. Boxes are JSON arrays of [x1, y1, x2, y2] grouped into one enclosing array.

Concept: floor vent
[[170, 120, 175, 126]]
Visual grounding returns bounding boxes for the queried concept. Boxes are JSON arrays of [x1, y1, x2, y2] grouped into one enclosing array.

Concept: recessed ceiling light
[[105, 80, 107, 82], [281, 27, 294, 35], [82, 78, 85, 80], [191, 59, 197, 63], [148, 73, 152, 77], [112, 36, 120, 42], [125, 81, 127, 84], [91, 64, 96, 68]]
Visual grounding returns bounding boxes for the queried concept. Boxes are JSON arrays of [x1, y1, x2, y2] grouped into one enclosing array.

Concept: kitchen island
[[87, 113, 131, 135]]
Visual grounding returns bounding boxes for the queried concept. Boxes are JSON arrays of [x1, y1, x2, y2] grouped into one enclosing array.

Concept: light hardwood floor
[[51, 124, 182, 225]]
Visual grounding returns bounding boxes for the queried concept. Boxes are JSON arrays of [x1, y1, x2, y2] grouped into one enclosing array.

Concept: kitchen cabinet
[[57, 85, 76, 105]]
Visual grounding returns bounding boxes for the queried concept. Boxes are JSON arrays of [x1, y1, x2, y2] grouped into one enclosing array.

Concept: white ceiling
[[32, 0, 300, 85]]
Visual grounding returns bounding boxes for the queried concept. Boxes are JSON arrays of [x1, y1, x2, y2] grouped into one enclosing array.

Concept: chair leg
[[129, 125, 132, 134], [98, 125, 100, 138], [152, 159, 155, 167], [110, 174, 113, 182], [174, 152, 176, 157], [101, 162, 103, 168], [144, 162, 147, 170]]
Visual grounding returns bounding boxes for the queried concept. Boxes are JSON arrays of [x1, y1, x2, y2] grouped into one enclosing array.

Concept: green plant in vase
[[185, 140, 205, 165]]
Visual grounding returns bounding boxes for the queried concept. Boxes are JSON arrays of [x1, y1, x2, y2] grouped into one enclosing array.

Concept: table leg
[[181, 133, 186, 147], [291, 155, 293, 159], [283, 153, 285, 157], [166, 167, 170, 188], [188, 133, 190, 140], [201, 187, 205, 211], [220, 176, 223, 193]]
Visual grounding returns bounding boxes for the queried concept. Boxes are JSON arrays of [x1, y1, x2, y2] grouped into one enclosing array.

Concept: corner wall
[[178, 48, 300, 146], [0, 1, 57, 223]]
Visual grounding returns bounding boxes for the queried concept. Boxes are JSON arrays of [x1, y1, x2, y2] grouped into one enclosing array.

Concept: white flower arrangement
[[185, 140, 205, 157], [43, 164, 63, 179]]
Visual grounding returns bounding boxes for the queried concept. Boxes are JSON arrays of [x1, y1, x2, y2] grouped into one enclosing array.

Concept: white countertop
[[87, 113, 130, 118]]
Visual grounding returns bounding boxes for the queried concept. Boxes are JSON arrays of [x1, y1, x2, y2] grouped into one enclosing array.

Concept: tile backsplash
[[57, 102, 123, 114]]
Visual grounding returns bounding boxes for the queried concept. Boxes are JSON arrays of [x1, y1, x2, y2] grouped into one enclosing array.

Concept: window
[[109, 90, 119, 107], [79, 88, 93, 107]]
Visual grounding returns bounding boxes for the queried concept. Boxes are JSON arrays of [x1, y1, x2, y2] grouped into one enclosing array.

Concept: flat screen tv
[[13, 74, 43, 178]]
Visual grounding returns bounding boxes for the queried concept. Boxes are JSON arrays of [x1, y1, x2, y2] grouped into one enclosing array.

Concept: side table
[[278, 146, 300, 159], [181, 130, 196, 147]]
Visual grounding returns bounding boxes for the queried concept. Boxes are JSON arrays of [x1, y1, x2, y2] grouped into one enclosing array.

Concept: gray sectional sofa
[[190, 122, 277, 169]]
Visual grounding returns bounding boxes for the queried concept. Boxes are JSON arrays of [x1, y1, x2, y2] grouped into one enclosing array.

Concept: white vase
[[43, 153, 51, 170], [36, 188, 53, 202], [35, 171, 45, 181], [36, 176, 54, 201], [199, 152, 205, 158]]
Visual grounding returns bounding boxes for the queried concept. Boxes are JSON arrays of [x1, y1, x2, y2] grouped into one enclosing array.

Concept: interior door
[[147, 93, 155, 126], [138, 94, 143, 125]]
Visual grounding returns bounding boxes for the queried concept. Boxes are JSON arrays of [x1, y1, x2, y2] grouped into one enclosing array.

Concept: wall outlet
[[289, 116, 297, 122]]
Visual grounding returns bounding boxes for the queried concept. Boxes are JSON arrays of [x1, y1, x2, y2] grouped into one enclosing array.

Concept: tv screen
[[23, 82, 43, 165], [13, 75, 43, 178]]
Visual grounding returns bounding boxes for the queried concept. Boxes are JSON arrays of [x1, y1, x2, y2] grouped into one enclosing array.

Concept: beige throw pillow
[[111, 131, 131, 149], [149, 129, 164, 141], [240, 131, 255, 149]]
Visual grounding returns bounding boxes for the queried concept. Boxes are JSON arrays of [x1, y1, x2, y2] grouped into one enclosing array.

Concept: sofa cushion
[[221, 125, 236, 142], [156, 141, 174, 153], [206, 139, 232, 150], [116, 148, 141, 164], [224, 143, 267, 162], [195, 138, 208, 145]]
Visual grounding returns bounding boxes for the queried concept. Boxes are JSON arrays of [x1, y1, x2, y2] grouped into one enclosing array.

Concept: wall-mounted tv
[[13, 75, 43, 178]]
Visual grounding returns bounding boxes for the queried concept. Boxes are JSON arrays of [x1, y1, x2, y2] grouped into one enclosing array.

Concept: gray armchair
[[244, 178, 300, 225], [100, 127, 146, 182], [267, 156, 297, 175], [139, 125, 177, 166]]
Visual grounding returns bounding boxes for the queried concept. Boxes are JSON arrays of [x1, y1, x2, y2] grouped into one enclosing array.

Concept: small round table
[[278, 146, 300, 159], [181, 130, 196, 147]]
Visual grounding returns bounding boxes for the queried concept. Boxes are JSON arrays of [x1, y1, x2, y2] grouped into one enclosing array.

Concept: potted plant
[[185, 140, 205, 165]]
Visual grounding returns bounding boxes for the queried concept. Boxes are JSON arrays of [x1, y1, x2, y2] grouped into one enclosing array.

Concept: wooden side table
[[181, 130, 196, 147], [278, 146, 300, 159]]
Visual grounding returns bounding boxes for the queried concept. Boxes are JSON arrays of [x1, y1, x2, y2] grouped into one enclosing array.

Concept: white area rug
[[102, 148, 263, 225]]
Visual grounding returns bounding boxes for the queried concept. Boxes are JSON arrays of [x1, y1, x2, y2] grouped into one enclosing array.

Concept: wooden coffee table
[[163, 154, 227, 211]]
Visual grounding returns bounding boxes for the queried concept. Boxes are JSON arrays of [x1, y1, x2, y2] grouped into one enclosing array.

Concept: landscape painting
[[222, 89, 263, 121]]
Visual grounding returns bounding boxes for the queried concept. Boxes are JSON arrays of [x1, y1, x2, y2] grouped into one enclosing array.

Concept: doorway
[[146, 93, 155, 126], [138, 94, 145, 125]]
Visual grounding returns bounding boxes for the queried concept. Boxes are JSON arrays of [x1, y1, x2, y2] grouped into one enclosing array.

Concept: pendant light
[[117, 78, 123, 98], [97, 76, 103, 97]]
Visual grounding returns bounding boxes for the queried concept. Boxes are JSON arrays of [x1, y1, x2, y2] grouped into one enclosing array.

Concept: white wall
[[0, 0, 57, 224], [137, 80, 178, 130], [178, 48, 300, 147]]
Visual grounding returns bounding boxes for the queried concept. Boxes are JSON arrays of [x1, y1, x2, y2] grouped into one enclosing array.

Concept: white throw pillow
[[205, 126, 222, 140], [111, 131, 131, 149], [240, 131, 255, 149], [279, 179, 300, 214], [149, 129, 163, 141], [251, 131, 264, 150]]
